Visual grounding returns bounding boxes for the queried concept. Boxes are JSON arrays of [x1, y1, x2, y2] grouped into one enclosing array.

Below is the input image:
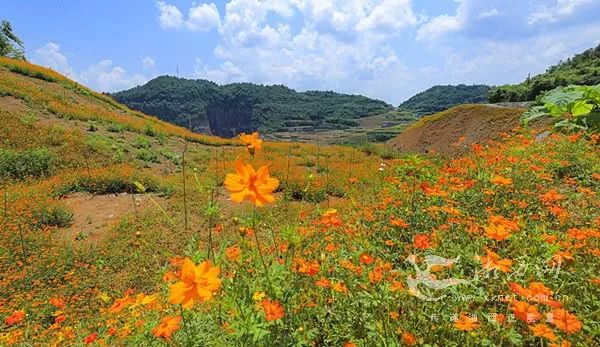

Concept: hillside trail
[[60, 192, 167, 244]]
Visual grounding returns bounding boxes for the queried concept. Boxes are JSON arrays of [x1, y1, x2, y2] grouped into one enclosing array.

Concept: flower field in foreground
[[1, 126, 598, 346]]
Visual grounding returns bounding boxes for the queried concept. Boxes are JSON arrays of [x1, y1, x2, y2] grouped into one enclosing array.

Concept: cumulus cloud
[[34, 42, 74, 77], [157, 1, 183, 29], [191, 0, 416, 96], [151, 0, 600, 102], [79, 60, 147, 92], [528, 0, 594, 25], [156, 1, 221, 31], [32, 42, 151, 92], [142, 56, 156, 71]]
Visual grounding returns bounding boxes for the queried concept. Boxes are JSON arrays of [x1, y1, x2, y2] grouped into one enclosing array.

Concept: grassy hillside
[[111, 76, 393, 137], [399, 84, 490, 117], [1, 58, 599, 347], [489, 44, 600, 102]]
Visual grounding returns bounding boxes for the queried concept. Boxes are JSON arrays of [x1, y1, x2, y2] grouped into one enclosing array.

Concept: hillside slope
[[399, 84, 490, 117], [389, 104, 552, 156], [111, 76, 393, 137], [489, 43, 600, 102], [1, 58, 599, 347]]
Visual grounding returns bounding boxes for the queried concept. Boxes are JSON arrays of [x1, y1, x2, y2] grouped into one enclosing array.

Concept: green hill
[[488, 44, 600, 102], [111, 76, 393, 137], [398, 84, 490, 117]]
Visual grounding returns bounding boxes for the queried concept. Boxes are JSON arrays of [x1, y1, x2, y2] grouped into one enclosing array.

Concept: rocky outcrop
[[206, 91, 257, 138]]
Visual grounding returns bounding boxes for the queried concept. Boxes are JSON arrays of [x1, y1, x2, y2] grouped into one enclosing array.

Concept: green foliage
[[136, 148, 161, 163], [112, 76, 392, 137], [359, 143, 399, 159], [0, 20, 25, 60], [522, 84, 600, 131], [132, 136, 151, 149], [490, 44, 600, 102], [0, 148, 54, 180], [399, 84, 490, 117], [32, 204, 73, 229], [51, 173, 171, 197]]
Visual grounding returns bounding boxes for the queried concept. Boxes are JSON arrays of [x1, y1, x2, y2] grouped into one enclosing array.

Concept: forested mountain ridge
[[488, 44, 600, 102], [111, 76, 393, 137], [398, 84, 490, 117]]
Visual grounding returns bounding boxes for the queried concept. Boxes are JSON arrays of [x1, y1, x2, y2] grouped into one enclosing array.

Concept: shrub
[[136, 149, 161, 163], [0, 148, 54, 179], [359, 143, 398, 159], [32, 204, 73, 229], [132, 136, 151, 149]]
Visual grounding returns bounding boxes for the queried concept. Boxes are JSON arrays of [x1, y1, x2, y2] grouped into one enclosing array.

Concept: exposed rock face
[[206, 92, 257, 138]]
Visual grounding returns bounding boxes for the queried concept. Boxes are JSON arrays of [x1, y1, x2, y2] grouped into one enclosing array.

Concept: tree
[[0, 20, 25, 60]]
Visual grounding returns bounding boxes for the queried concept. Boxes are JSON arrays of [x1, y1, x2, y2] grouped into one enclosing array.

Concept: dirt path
[[61, 192, 166, 243]]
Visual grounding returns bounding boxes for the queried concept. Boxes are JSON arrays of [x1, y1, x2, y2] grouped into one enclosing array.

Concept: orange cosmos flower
[[262, 299, 285, 321], [511, 300, 541, 324], [491, 175, 513, 186], [549, 342, 572, 347], [83, 333, 98, 345], [320, 209, 342, 227], [315, 278, 331, 288], [454, 314, 479, 331], [225, 245, 241, 262], [485, 224, 512, 241], [169, 259, 221, 308], [224, 158, 279, 207], [401, 331, 417, 345], [239, 132, 262, 155], [4, 310, 25, 326], [390, 218, 409, 228], [530, 324, 557, 341], [152, 316, 182, 340], [359, 253, 374, 265], [49, 297, 66, 309], [480, 249, 513, 273], [343, 342, 357, 347], [413, 234, 431, 249], [549, 309, 582, 334]]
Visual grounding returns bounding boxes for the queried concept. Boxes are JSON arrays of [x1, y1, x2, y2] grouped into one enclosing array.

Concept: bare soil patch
[[388, 104, 553, 157], [60, 192, 167, 243]]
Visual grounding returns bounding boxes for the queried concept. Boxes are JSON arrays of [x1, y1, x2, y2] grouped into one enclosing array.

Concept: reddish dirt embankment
[[388, 104, 551, 157]]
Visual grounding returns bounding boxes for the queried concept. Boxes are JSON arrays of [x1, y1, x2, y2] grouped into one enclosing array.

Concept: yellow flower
[[169, 259, 221, 308], [224, 158, 279, 207], [253, 291, 266, 302]]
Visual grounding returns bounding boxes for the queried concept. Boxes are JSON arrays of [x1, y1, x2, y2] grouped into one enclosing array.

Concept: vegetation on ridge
[[399, 84, 490, 117], [111, 76, 393, 137], [489, 44, 600, 103]]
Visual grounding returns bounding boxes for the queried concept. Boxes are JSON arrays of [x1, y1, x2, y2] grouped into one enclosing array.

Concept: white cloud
[[79, 60, 147, 92], [191, 0, 416, 97], [528, 0, 593, 25], [33, 42, 151, 92], [186, 3, 221, 31], [33, 42, 74, 77], [478, 8, 499, 18], [157, 1, 183, 29], [416, 0, 467, 41], [439, 23, 600, 85], [156, 1, 221, 31], [357, 0, 418, 32], [142, 56, 156, 71]]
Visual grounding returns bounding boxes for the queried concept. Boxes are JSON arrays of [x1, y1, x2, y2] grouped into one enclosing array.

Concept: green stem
[[252, 208, 274, 294], [179, 305, 193, 347]]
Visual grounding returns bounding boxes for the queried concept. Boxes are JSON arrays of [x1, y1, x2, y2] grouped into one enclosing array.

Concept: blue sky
[[1, 0, 599, 104]]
